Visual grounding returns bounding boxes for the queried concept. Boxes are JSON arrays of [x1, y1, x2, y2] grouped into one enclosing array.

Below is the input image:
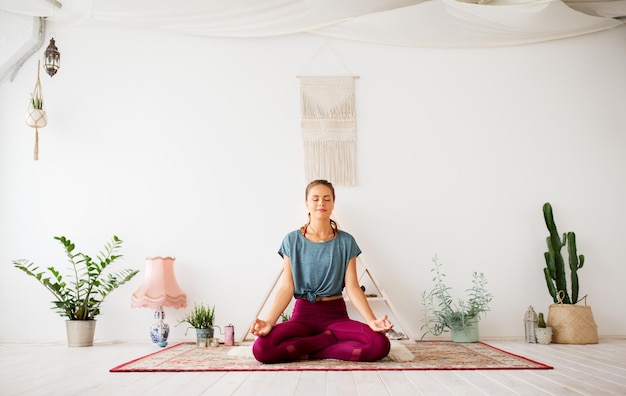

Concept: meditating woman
[[250, 179, 393, 363]]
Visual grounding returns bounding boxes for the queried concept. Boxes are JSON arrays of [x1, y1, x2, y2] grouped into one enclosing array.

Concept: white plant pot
[[535, 327, 553, 345], [65, 320, 96, 347], [25, 109, 47, 128]]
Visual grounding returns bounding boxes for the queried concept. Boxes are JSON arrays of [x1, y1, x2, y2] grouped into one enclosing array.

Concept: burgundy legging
[[252, 298, 390, 364]]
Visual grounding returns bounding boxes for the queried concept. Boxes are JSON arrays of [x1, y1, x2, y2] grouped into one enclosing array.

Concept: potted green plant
[[177, 303, 217, 339], [541, 202, 598, 344], [25, 64, 48, 160], [421, 256, 493, 342], [12, 235, 139, 347], [535, 312, 553, 344], [26, 82, 47, 129]]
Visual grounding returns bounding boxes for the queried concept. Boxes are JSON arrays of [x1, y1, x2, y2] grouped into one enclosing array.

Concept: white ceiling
[[1, 0, 625, 44], [1, 0, 625, 82]]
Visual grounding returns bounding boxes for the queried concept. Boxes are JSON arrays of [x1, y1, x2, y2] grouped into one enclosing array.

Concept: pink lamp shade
[[131, 256, 187, 309], [132, 256, 187, 347]]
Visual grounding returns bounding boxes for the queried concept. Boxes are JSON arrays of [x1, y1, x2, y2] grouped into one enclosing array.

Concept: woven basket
[[547, 295, 598, 344]]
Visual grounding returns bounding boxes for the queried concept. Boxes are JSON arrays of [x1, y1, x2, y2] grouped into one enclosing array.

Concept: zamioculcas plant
[[13, 235, 139, 320]]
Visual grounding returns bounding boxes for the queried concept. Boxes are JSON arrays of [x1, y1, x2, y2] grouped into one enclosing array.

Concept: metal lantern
[[524, 305, 538, 343], [44, 37, 60, 77]]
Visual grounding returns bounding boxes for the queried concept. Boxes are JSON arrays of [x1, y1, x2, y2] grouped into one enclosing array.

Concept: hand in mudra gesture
[[369, 315, 393, 333], [250, 318, 273, 337]]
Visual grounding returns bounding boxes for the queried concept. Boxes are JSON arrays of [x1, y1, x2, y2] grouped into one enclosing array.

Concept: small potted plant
[[26, 83, 47, 129], [535, 312, 553, 344], [12, 235, 139, 347], [421, 256, 493, 342], [177, 303, 217, 339], [25, 63, 48, 160]]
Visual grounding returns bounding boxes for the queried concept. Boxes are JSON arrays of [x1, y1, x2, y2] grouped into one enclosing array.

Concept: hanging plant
[[25, 60, 47, 160]]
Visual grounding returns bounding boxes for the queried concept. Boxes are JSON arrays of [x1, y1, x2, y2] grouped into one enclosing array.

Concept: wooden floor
[[1, 338, 625, 395]]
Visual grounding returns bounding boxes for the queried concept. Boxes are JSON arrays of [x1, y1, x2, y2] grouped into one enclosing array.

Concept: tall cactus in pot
[[542, 202, 585, 304]]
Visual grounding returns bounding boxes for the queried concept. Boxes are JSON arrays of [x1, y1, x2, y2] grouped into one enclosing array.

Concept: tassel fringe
[[303, 139, 355, 186]]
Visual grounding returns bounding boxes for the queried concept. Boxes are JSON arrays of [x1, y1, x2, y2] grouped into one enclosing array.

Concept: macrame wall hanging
[[299, 75, 357, 186], [25, 60, 48, 161]]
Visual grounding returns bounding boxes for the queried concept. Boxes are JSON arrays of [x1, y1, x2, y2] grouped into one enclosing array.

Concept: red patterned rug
[[110, 341, 552, 372]]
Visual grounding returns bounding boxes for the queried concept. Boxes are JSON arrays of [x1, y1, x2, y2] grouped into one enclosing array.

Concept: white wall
[[1, 21, 625, 344]]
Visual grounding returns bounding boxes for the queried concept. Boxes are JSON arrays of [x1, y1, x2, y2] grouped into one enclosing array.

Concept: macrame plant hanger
[[25, 60, 48, 160]]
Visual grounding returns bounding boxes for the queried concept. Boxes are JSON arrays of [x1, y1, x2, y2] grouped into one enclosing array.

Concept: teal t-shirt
[[278, 229, 361, 302]]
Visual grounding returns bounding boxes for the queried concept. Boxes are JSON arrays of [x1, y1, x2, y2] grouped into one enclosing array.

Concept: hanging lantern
[[44, 37, 60, 77], [524, 305, 538, 343]]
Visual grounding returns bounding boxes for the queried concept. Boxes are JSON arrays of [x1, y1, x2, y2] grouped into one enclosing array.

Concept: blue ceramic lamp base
[[149, 307, 170, 347]]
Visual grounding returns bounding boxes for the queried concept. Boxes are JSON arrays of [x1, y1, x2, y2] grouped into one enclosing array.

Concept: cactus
[[537, 312, 547, 328], [542, 202, 585, 304], [543, 202, 569, 303]]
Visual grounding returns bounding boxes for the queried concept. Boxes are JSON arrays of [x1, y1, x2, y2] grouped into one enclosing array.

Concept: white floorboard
[[1, 338, 624, 395]]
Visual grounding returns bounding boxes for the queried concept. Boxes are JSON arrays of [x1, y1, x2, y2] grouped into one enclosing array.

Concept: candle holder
[[524, 305, 538, 343]]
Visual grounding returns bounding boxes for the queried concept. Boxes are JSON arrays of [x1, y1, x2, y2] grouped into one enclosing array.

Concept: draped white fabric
[[312, 0, 626, 48], [0, 0, 625, 47]]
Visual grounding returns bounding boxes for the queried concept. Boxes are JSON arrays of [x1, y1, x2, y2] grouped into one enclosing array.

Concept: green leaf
[[12, 235, 139, 320]]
